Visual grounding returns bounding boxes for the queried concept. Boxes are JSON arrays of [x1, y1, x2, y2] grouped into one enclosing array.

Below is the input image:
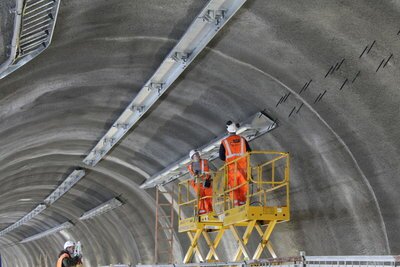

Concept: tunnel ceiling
[[0, 0, 15, 64], [0, 0, 399, 266]]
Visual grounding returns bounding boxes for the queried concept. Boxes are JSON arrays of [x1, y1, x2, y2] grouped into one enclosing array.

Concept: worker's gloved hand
[[204, 179, 211, 188]]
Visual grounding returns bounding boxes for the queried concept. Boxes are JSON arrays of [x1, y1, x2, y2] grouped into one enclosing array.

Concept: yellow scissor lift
[[178, 175, 225, 263], [178, 151, 290, 263]]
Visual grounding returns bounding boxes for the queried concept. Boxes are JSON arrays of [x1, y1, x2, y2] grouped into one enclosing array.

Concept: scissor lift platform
[[222, 205, 290, 226], [179, 151, 290, 263], [179, 212, 223, 233]]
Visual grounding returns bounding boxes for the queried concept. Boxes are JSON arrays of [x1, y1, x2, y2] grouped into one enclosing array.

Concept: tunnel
[[0, 0, 399, 266]]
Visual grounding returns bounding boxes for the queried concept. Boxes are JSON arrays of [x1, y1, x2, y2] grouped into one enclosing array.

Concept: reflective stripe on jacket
[[222, 135, 246, 161], [188, 159, 210, 176], [56, 253, 69, 267]]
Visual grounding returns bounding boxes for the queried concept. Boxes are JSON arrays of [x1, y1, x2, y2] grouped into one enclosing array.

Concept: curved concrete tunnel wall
[[0, 0, 399, 266]]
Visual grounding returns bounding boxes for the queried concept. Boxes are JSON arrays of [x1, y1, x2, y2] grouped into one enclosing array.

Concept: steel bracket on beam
[[94, 149, 105, 156], [130, 105, 146, 113], [149, 83, 164, 96], [171, 52, 191, 63], [202, 9, 226, 25], [103, 138, 116, 146], [113, 123, 129, 130]]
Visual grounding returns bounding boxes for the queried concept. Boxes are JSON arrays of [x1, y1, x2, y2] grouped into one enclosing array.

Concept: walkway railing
[[99, 265, 131, 267], [137, 255, 400, 267]]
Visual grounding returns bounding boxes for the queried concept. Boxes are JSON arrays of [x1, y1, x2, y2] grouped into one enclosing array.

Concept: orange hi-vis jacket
[[221, 134, 249, 205], [187, 159, 213, 214], [222, 135, 247, 162], [57, 253, 69, 267], [187, 159, 210, 180]]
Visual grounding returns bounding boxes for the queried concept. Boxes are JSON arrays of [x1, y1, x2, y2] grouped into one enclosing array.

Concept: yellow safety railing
[[178, 172, 219, 222], [178, 178, 200, 219], [213, 151, 290, 216]]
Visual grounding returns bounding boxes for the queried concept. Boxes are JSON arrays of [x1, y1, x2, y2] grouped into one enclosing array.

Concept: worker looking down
[[219, 121, 251, 206], [57, 241, 82, 267], [187, 150, 213, 214]]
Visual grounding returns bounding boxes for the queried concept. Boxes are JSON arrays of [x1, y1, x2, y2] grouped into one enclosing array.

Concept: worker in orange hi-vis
[[219, 121, 251, 207], [56, 241, 82, 267], [187, 150, 213, 215]]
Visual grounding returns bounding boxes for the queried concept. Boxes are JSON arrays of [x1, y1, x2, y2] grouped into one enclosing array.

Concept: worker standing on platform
[[56, 241, 82, 267], [219, 121, 251, 206], [187, 150, 213, 214]]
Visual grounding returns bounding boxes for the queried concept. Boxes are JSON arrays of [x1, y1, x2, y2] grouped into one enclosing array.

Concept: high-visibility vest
[[222, 135, 247, 162], [187, 159, 210, 176], [56, 253, 69, 267]]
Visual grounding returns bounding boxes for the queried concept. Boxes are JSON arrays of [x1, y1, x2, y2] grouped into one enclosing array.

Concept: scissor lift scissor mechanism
[[178, 151, 290, 263]]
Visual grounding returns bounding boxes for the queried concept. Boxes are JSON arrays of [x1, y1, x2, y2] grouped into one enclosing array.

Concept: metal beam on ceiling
[[140, 111, 277, 189], [79, 197, 124, 221], [20, 221, 74, 243], [83, 0, 248, 167], [0, 204, 46, 237], [43, 169, 86, 206], [0, 169, 84, 240]]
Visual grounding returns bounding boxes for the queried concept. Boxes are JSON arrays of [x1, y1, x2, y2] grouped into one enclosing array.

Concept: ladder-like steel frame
[[155, 186, 175, 264], [182, 220, 278, 263], [182, 218, 226, 263], [229, 220, 277, 261], [0, 0, 61, 80]]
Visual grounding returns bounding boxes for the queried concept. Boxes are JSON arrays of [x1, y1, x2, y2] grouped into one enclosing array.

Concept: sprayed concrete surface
[[0, 0, 15, 64], [0, 0, 399, 266]]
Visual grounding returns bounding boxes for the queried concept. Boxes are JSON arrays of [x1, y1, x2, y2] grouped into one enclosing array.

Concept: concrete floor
[[0, 0, 399, 266]]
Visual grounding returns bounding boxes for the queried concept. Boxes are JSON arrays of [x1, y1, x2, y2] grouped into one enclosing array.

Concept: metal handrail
[[178, 174, 217, 220], [178, 151, 290, 221], [213, 151, 290, 213]]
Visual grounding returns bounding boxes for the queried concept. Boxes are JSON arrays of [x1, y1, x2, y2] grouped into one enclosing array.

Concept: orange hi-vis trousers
[[226, 157, 248, 206], [190, 180, 213, 214]]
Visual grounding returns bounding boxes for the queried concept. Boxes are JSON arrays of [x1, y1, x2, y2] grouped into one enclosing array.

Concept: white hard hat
[[189, 150, 200, 159], [226, 121, 238, 133], [64, 240, 75, 250]]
